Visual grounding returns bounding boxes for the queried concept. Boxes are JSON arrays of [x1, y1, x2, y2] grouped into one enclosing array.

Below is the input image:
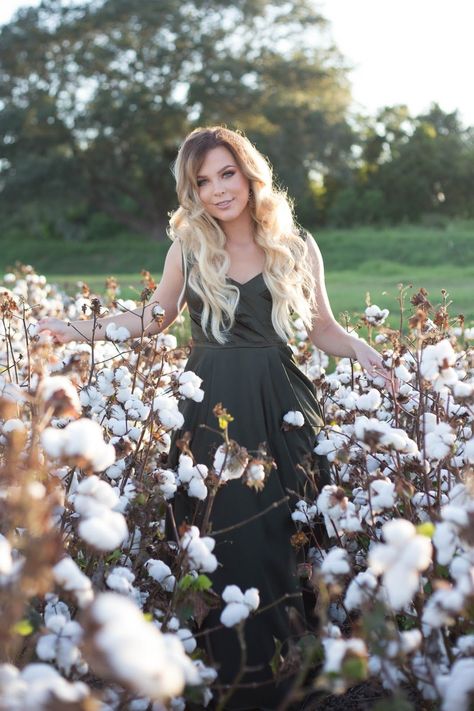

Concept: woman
[[38, 126, 395, 710]]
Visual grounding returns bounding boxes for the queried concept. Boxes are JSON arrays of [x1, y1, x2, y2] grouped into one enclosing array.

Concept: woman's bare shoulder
[[163, 238, 184, 276]]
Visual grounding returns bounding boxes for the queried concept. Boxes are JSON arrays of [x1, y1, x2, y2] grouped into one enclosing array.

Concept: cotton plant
[[105, 322, 131, 342], [177, 454, 209, 500], [213, 442, 249, 482], [35, 613, 87, 675], [368, 519, 433, 610], [82, 592, 201, 701], [282, 409, 305, 427], [41, 417, 116, 472], [179, 526, 218, 574], [0, 663, 93, 710], [52, 557, 94, 607], [219, 585, 260, 627], [146, 559, 177, 593], [69, 475, 128, 551]]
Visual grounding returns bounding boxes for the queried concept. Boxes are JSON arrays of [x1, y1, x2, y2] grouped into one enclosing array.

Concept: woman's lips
[[215, 198, 234, 208]]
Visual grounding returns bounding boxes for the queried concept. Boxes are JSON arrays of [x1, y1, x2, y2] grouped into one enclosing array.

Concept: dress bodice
[[185, 272, 286, 347], [181, 229, 308, 348]]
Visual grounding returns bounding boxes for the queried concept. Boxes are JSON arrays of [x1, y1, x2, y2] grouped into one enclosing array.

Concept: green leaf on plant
[[270, 637, 283, 675], [178, 574, 194, 591], [416, 522, 435, 538], [194, 575, 212, 591], [341, 656, 367, 682], [13, 619, 34, 636]]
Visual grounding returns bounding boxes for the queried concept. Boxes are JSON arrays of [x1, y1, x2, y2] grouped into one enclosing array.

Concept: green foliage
[[326, 103, 474, 226], [178, 574, 213, 592]]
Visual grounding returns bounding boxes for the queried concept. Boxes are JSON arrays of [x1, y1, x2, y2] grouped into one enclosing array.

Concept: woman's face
[[195, 145, 251, 223]]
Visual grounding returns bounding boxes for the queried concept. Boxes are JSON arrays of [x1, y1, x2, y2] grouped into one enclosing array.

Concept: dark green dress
[[167, 236, 331, 710]]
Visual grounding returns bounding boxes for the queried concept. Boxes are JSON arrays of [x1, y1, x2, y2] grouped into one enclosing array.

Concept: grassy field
[[4, 220, 474, 324]]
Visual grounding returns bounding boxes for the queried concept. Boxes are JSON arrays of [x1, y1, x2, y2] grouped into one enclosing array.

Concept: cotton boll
[[463, 438, 474, 464], [344, 571, 378, 611], [0, 537, 13, 577], [369, 478, 396, 511], [42, 418, 116, 472], [243, 588, 260, 610], [422, 588, 465, 629], [188, 476, 208, 500], [53, 557, 94, 607], [107, 417, 129, 437], [78, 510, 128, 551], [73, 475, 120, 516], [156, 468, 177, 500], [365, 305, 389, 326], [146, 559, 176, 592], [220, 585, 260, 627], [36, 616, 84, 675], [433, 522, 458, 566], [177, 371, 204, 402], [41, 427, 65, 459], [79, 385, 106, 414], [419, 339, 458, 391], [177, 455, 194, 484], [106, 566, 136, 595], [105, 323, 131, 342], [355, 389, 382, 412], [321, 548, 350, 584], [37, 376, 82, 417], [369, 519, 432, 610], [213, 444, 248, 482], [180, 526, 218, 573], [2, 418, 26, 435], [438, 658, 474, 711], [176, 628, 196, 654], [222, 585, 244, 604], [292, 500, 318, 524], [246, 462, 265, 487], [0, 662, 92, 709], [105, 457, 127, 481], [85, 593, 199, 700], [322, 637, 367, 674], [220, 602, 250, 627], [153, 395, 185, 430], [157, 333, 177, 350], [283, 410, 305, 427], [453, 381, 473, 399]]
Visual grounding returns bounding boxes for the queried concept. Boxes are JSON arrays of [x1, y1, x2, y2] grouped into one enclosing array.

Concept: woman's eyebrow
[[196, 164, 236, 178]]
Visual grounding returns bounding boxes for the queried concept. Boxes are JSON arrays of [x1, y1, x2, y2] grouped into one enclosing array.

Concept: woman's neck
[[219, 210, 254, 245]]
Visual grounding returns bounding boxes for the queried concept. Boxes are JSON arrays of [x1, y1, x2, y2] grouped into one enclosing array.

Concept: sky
[[1, 0, 473, 128]]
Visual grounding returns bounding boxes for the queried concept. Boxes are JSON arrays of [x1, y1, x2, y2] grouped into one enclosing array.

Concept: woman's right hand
[[36, 317, 74, 344]]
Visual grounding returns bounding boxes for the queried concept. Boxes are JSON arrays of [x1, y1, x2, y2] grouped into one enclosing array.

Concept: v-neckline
[[226, 272, 263, 287]]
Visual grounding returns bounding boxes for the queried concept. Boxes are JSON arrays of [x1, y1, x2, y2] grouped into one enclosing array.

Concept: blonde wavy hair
[[168, 126, 318, 344]]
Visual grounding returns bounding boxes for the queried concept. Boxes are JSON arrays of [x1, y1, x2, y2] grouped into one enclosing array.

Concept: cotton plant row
[[0, 268, 473, 710], [0, 268, 278, 710], [290, 300, 474, 709]]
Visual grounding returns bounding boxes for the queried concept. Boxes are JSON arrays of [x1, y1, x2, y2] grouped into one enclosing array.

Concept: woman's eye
[[197, 171, 234, 187]]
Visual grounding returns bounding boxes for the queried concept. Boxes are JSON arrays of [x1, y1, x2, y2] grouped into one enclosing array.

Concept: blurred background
[[1, 0, 473, 322]]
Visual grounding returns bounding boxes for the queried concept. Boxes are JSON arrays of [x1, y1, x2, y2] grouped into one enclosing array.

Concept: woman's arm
[[305, 234, 396, 387], [37, 240, 185, 343]]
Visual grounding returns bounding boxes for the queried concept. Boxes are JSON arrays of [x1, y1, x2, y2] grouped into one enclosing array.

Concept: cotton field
[[0, 266, 473, 711]]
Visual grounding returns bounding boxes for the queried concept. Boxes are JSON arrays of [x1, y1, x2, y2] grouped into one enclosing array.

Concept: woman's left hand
[[351, 339, 399, 396]]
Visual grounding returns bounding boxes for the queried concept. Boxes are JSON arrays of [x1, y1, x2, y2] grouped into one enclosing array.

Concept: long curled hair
[[168, 126, 318, 344]]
